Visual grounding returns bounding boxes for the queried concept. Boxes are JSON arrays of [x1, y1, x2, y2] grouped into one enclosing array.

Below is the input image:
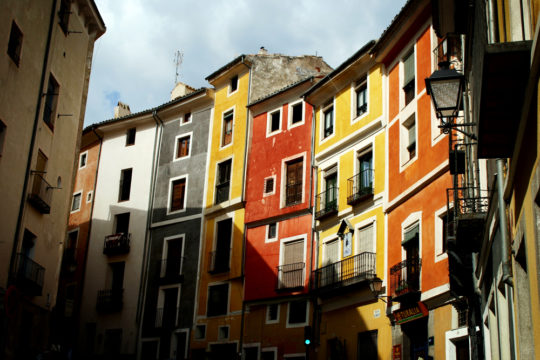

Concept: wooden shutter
[[284, 240, 304, 265], [171, 179, 186, 211], [324, 239, 339, 266], [404, 51, 415, 86], [357, 224, 374, 254], [177, 137, 189, 158]]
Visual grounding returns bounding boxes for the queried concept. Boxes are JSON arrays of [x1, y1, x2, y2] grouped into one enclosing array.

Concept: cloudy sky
[[85, 0, 408, 126]]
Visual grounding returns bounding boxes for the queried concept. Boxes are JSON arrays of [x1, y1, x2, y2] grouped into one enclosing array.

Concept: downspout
[[135, 111, 163, 358], [496, 159, 513, 287], [9, 0, 58, 286]]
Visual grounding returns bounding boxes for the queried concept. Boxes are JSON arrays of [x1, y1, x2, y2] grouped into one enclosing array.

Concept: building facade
[[0, 0, 105, 358]]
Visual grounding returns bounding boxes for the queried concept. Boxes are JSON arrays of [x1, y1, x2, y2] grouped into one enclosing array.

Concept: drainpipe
[[496, 159, 513, 286], [9, 0, 58, 286]]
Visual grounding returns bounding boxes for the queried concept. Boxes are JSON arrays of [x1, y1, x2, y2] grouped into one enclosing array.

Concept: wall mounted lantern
[[425, 62, 465, 120]]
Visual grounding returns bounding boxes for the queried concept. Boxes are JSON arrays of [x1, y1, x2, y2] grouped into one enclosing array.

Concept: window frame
[[71, 191, 82, 213], [215, 158, 232, 204], [168, 175, 188, 214], [206, 282, 230, 317], [261, 348, 278, 360], [174, 132, 192, 161], [321, 101, 335, 141], [43, 74, 60, 130], [228, 75, 239, 95], [279, 234, 307, 289], [282, 154, 306, 208], [288, 100, 305, 129], [7, 20, 23, 66], [286, 299, 309, 328], [402, 49, 416, 107], [352, 76, 368, 121], [0, 119, 6, 156], [181, 112, 192, 126], [194, 324, 206, 340], [86, 190, 93, 203], [267, 107, 282, 137], [79, 151, 88, 169], [355, 219, 376, 256], [266, 222, 278, 243], [218, 325, 230, 340], [400, 113, 417, 167], [435, 205, 451, 262], [118, 168, 133, 202], [161, 234, 185, 277], [126, 128, 136, 146], [265, 303, 280, 324], [221, 108, 234, 148], [58, 0, 71, 35], [263, 175, 276, 197]]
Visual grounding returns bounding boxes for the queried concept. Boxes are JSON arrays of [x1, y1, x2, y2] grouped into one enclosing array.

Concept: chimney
[[114, 101, 131, 118], [171, 81, 195, 100], [258, 46, 268, 55]]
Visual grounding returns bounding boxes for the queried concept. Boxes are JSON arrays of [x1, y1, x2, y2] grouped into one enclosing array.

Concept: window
[[126, 128, 136, 146], [266, 222, 277, 242], [264, 176, 275, 195], [230, 75, 238, 93], [285, 158, 303, 206], [194, 325, 206, 340], [287, 299, 308, 327], [43, 74, 59, 129], [436, 208, 454, 257], [261, 349, 277, 360], [403, 114, 416, 161], [215, 159, 231, 204], [79, 151, 88, 169], [58, 0, 71, 34], [71, 192, 82, 212], [0, 120, 6, 156], [323, 167, 338, 213], [86, 191, 93, 203], [290, 101, 303, 126], [323, 103, 334, 139], [118, 168, 132, 202], [210, 218, 232, 273], [175, 135, 191, 159], [357, 223, 374, 254], [403, 50, 415, 105], [207, 283, 229, 316], [266, 304, 280, 323], [115, 212, 130, 234], [7, 21, 23, 66], [182, 112, 191, 124], [357, 330, 378, 360], [268, 109, 281, 135], [170, 177, 186, 212], [279, 238, 305, 289], [355, 77, 368, 117], [244, 346, 259, 360], [218, 326, 229, 340], [161, 236, 184, 277], [222, 110, 233, 146], [357, 150, 373, 194]]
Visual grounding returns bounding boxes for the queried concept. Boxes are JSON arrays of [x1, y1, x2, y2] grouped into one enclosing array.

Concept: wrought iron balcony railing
[[103, 233, 131, 255], [208, 249, 231, 274], [11, 253, 45, 296], [155, 307, 179, 328], [390, 257, 421, 301], [96, 288, 123, 313], [315, 187, 338, 219], [347, 169, 374, 205], [27, 172, 52, 214], [276, 262, 305, 290], [313, 252, 376, 291]]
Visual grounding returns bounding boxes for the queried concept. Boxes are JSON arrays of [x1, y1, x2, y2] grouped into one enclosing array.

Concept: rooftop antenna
[[174, 50, 184, 84]]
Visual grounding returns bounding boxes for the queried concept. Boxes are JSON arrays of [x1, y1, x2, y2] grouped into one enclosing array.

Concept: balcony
[[347, 169, 374, 205], [215, 181, 230, 204], [390, 258, 421, 302], [27, 172, 52, 214], [155, 307, 179, 329], [276, 262, 305, 290], [11, 253, 45, 296], [158, 258, 184, 285], [208, 249, 230, 274], [96, 288, 123, 313], [313, 252, 376, 292], [103, 233, 130, 255], [315, 188, 338, 219]]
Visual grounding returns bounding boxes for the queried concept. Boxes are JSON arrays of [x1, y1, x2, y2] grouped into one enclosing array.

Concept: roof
[[303, 40, 376, 98], [85, 88, 208, 131], [205, 55, 249, 82], [247, 77, 315, 107]]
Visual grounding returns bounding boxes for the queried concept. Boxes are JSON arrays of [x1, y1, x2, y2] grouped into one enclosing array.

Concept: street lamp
[[425, 63, 465, 119], [369, 278, 390, 303]]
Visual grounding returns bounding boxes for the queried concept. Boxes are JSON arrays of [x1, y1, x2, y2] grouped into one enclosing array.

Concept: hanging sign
[[392, 344, 402, 360], [393, 301, 429, 325]]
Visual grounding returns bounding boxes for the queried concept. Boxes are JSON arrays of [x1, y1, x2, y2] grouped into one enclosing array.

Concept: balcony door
[[162, 287, 178, 328], [322, 239, 339, 286], [403, 225, 420, 292], [358, 151, 373, 192], [165, 237, 183, 277], [281, 239, 304, 288], [110, 262, 125, 291], [115, 212, 130, 234], [325, 171, 338, 210], [214, 218, 232, 272]]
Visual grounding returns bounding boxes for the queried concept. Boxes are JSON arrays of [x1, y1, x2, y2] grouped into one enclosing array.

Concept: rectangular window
[[162, 236, 183, 277], [285, 158, 303, 206], [323, 167, 338, 213], [218, 326, 229, 340], [264, 177, 274, 195], [176, 135, 190, 159], [118, 168, 132, 202], [79, 152, 88, 168], [244, 346, 258, 360], [261, 349, 277, 360], [287, 299, 308, 326], [115, 212, 130, 234], [7, 21, 23, 66], [43, 74, 59, 129], [126, 128, 136, 146], [291, 102, 303, 125], [403, 51, 415, 105], [268, 109, 281, 134], [86, 191, 93, 203], [211, 218, 232, 273], [182, 112, 191, 124], [58, 0, 71, 35], [268, 223, 277, 241], [207, 283, 229, 316], [222, 111, 233, 146], [170, 178, 186, 212], [266, 304, 279, 323], [357, 224, 374, 254], [323, 104, 334, 138], [355, 78, 368, 117], [215, 159, 231, 204], [71, 192, 82, 212], [357, 330, 378, 360], [230, 75, 238, 93], [194, 324, 206, 340], [441, 210, 454, 254], [404, 114, 416, 160], [279, 239, 305, 289]]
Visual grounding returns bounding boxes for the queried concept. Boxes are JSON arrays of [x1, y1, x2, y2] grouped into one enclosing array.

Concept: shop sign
[[393, 344, 402, 360], [393, 301, 428, 325]]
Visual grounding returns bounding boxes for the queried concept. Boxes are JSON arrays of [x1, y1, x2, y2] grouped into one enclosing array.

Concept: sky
[[85, 0, 408, 126]]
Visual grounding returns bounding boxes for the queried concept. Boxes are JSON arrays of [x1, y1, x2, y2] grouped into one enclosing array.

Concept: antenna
[[174, 50, 184, 84]]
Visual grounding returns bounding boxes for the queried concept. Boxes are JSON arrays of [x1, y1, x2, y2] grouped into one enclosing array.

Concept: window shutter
[[408, 121, 416, 145], [403, 224, 419, 245], [403, 52, 415, 86], [171, 179, 185, 211], [284, 240, 304, 265], [357, 224, 374, 254], [324, 239, 339, 265]]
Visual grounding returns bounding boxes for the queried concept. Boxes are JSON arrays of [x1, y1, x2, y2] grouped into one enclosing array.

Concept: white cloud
[[84, 0, 407, 125]]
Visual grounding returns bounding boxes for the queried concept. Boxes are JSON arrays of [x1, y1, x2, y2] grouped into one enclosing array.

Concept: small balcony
[[27, 172, 52, 214], [276, 262, 305, 290], [215, 181, 230, 204], [347, 169, 374, 205], [390, 258, 421, 302], [11, 253, 45, 296], [96, 288, 123, 313], [103, 233, 130, 255], [208, 249, 230, 274], [155, 307, 179, 329], [159, 258, 184, 285], [315, 188, 338, 219], [313, 252, 376, 292]]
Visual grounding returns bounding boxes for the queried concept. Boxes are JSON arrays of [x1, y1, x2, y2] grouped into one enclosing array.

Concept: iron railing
[[208, 249, 231, 274], [103, 233, 130, 255], [28, 172, 52, 214], [433, 34, 463, 72], [96, 288, 123, 312], [215, 181, 230, 204], [285, 182, 303, 206], [155, 307, 179, 328], [11, 253, 45, 296], [276, 262, 305, 290], [390, 258, 421, 299], [315, 187, 338, 219], [347, 169, 374, 205], [313, 252, 376, 290]]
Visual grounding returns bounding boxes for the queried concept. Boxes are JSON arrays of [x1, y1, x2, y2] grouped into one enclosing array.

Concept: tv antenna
[[174, 50, 184, 84]]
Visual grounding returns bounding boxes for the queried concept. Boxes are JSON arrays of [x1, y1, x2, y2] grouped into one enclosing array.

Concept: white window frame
[[266, 107, 282, 137], [243, 343, 261, 360], [320, 99, 335, 144], [261, 347, 278, 360], [434, 205, 451, 262], [279, 234, 307, 291], [401, 47, 416, 110], [206, 281, 231, 317], [170, 329, 190, 360], [228, 74, 239, 96], [285, 299, 310, 328], [180, 112, 192, 126], [401, 212, 422, 264], [400, 111, 418, 169], [71, 191, 82, 213], [351, 75, 369, 123], [212, 212, 235, 259], [288, 100, 305, 129], [265, 222, 278, 243], [86, 190, 93, 203], [263, 175, 276, 197], [194, 324, 206, 341], [161, 234, 185, 277], [167, 174, 188, 215], [215, 156, 234, 204], [218, 325, 230, 340], [265, 303, 280, 324], [445, 327, 471, 360], [321, 235, 341, 266], [220, 106, 235, 149], [79, 151, 88, 169], [174, 132, 193, 161], [157, 284, 182, 327], [280, 152, 307, 208], [354, 217, 377, 256]]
